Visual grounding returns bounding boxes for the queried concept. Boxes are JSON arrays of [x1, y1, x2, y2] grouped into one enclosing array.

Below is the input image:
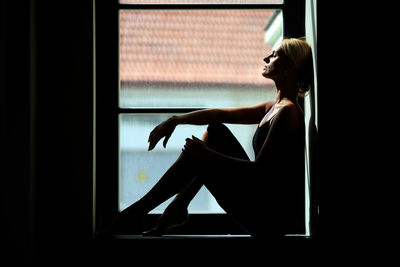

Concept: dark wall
[[31, 0, 94, 262], [1, 0, 94, 265], [316, 3, 359, 244], [1, 1, 32, 265], [316, 2, 394, 256]]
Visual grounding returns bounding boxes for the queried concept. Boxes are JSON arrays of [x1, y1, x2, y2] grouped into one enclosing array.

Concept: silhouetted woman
[[107, 38, 313, 238]]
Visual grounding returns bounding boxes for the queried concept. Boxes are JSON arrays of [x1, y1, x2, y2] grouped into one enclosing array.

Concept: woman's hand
[[182, 135, 209, 160], [148, 116, 177, 151]]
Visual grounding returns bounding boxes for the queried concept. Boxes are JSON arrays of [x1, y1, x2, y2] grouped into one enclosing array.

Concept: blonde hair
[[280, 38, 313, 96]]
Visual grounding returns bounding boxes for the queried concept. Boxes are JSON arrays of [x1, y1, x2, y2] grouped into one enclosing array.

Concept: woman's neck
[[275, 89, 298, 105], [274, 76, 298, 104]]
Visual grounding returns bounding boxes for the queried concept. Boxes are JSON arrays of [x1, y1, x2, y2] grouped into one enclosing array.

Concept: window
[[95, 0, 309, 235], [119, 8, 282, 213]]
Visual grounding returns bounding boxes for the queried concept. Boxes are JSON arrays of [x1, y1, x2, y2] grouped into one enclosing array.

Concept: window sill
[[95, 233, 310, 241], [112, 234, 252, 240]]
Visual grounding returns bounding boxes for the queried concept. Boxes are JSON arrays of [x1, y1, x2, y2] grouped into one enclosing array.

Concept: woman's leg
[[144, 123, 250, 235], [138, 123, 247, 214], [109, 123, 249, 234], [107, 152, 198, 233], [166, 123, 250, 209], [133, 154, 196, 213], [142, 177, 202, 235]]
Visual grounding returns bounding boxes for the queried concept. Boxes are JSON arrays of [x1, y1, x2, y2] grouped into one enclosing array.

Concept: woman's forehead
[[272, 41, 282, 51], [269, 47, 283, 56]]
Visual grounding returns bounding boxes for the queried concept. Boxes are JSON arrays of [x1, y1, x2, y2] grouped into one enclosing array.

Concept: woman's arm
[[183, 106, 297, 173], [175, 101, 273, 125], [148, 101, 274, 150]]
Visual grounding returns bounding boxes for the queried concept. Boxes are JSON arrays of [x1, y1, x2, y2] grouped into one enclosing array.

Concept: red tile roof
[[120, 10, 275, 86]]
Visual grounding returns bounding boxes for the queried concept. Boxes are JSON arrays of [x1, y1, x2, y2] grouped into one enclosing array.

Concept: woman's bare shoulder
[[274, 103, 303, 129], [255, 101, 275, 113]]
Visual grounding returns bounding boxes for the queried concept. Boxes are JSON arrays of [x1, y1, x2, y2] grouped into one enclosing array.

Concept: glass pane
[[119, 9, 282, 108], [120, 1, 283, 4], [119, 114, 258, 213]]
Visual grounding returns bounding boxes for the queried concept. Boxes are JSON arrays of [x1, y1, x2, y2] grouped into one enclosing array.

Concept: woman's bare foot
[[142, 204, 189, 236]]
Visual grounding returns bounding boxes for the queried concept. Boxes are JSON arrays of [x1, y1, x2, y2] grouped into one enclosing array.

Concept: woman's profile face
[[262, 47, 291, 80]]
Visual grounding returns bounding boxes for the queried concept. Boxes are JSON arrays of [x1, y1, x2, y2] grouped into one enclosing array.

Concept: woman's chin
[[262, 72, 270, 78]]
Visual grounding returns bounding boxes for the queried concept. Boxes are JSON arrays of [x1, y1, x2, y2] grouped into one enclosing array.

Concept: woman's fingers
[[149, 127, 197, 152], [148, 123, 165, 150], [148, 118, 176, 150], [148, 131, 171, 151], [148, 126, 158, 142], [147, 127, 158, 144], [148, 140, 156, 151], [148, 132, 161, 151], [163, 133, 171, 148]]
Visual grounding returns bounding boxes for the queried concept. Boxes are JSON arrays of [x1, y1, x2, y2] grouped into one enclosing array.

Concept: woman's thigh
[[200, 123, 255, 208], [200, 123, 292, 237], [203, 123, 250, 161]]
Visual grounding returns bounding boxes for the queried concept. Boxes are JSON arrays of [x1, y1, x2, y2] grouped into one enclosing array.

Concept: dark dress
[[252, 115, 305, 236]]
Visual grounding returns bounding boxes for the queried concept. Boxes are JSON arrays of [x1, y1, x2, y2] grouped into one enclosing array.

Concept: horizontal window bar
[[118, 108, 204, 114], [118, 4, 285, 10]]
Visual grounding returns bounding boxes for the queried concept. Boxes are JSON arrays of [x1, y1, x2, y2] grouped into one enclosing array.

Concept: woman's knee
[[204, 123, 231, 143], [204, 123, 249, 160], [201, 128, 208, 141], [207, 123, 230, 135]]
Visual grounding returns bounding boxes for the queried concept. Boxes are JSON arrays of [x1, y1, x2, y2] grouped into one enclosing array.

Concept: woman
[[107, 38, 313, 238]]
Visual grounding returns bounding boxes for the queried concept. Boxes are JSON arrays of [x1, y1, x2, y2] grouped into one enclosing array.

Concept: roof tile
[[120, 10, 276, 85]]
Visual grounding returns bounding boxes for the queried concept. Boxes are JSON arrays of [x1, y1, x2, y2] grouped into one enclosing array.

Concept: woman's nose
[[264, 57, 269, 64]]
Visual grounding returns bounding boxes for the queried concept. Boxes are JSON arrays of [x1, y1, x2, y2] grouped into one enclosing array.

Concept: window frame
[[95, 0, 309, 236]]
